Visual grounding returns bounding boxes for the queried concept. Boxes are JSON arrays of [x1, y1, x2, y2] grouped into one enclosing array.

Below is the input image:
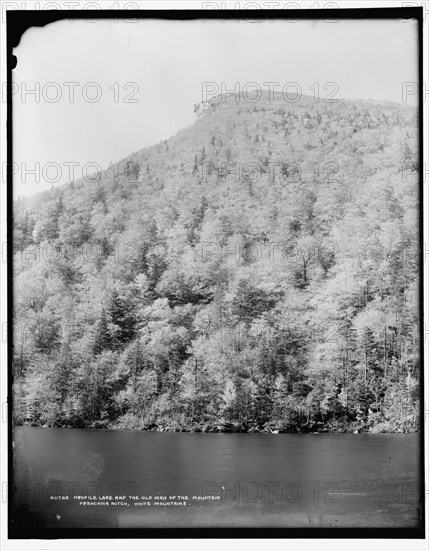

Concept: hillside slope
[[13, 92, 420, 433]]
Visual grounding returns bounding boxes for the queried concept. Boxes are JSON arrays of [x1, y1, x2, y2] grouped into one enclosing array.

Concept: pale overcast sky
[[13, 18, 418, 197]]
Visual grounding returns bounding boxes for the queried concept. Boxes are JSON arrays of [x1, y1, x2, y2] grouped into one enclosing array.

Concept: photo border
[[6, 5, 425, 540]]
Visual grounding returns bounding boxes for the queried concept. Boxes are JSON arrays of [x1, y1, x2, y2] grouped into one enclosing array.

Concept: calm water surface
[[12, 426, 421, 529]]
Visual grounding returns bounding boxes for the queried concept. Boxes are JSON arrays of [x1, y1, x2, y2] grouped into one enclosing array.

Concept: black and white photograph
[[2, 1, 427, 545]]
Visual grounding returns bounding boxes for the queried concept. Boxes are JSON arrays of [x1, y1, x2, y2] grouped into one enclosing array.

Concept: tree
[[93, 309, 110, 355]]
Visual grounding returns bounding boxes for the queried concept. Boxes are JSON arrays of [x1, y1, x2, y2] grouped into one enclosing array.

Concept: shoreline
[[15, 421, 418, 434]]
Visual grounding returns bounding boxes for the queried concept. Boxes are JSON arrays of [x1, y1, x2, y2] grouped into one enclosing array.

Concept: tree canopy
[[13, 92, 420, 433]]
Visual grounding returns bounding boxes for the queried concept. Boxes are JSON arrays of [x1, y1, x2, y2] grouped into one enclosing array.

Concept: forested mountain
[[12, 91, 420, 433]]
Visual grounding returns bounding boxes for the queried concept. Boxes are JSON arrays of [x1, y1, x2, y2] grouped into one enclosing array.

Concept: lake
[[11, 426, 421, 530]]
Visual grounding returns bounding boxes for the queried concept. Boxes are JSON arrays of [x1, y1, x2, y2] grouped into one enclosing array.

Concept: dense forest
[[13, 91, 420, 433]]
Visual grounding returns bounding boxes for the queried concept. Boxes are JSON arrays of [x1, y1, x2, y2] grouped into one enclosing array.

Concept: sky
[[12, 17, 419, 197]]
